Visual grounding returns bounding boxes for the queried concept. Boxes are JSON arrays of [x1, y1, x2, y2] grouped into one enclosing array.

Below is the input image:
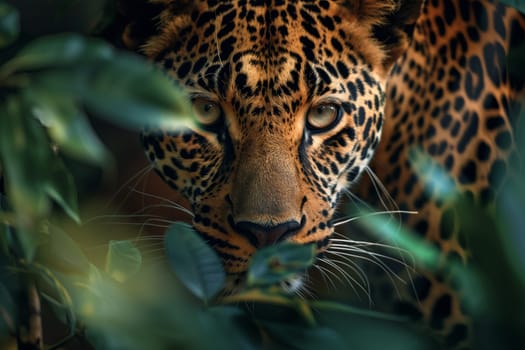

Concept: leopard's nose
[[235, 220, 301, 248]]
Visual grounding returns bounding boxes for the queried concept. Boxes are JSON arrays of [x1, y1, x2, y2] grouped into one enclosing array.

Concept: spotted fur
[[127, 0, 421, 274], [120, 0, 525, 347], [360, 1, 525, 347]]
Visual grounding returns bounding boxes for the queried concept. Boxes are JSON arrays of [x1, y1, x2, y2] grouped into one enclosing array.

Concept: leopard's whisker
[[107, 164, 154, 210], [128, 188, 194, 217], [83, 213, 166, 225], [338, 165, 418, 299], [297, 276, 318, 300], [139, 247, 167, 256], [322, 255, 373, 306], [326, 249, 404, 299], [131, 241, 165, 249], [331, 232, 416, 267], [342, 188, 375, 212], [83, 221, 170, 229], [317, 257, 371, 304], [333, 243, 413, 273], [329, 244, 416, 270], [281, 274, 311, 299], [365, 166, 399, 216], [294, 288, 307, 300], [317, 257, 358, 289], [328, 249, 406, 284], [321, 252, 371, 292], [129, 235, 165, 241], [137, 217, 178, 236], [312, 264, 337, 291], [130, 203, 193, 217], [330, 236, 412, 256], [331, 210, 418, 226]]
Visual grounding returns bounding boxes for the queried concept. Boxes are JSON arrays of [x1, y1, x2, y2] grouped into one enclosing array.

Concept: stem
[[16, 280, 43, 350], [0, 305, 15, 334]]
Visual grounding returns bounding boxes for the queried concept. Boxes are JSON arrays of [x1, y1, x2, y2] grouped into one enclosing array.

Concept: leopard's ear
[[345, 0, 423, 69], [119, 0, 194, 51]]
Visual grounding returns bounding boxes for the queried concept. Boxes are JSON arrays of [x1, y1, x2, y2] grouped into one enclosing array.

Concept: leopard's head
[[125, 0, 422, 288]]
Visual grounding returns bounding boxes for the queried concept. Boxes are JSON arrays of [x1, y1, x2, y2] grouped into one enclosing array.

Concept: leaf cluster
[[1, 2, 525, 350]]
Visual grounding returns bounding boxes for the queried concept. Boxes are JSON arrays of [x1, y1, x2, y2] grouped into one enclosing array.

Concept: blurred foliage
[[501, 0, 525, 13], [0, 3, 18, 48], [165, 222, 225, 303], [0, 1, 524, 350]]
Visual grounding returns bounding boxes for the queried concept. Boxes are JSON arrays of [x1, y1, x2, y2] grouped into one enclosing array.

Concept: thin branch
[[16, 281, 43, 350]]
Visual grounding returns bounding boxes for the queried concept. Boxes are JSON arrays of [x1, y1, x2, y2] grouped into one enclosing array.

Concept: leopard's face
[[138, 0, 421, 285]]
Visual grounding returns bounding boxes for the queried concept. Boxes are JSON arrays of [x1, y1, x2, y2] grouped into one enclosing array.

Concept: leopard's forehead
[[147, 1, 385, 86], [143, 0, 387, 136]]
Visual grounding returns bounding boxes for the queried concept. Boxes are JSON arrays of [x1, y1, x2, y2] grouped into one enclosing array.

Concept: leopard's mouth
[[227, 214, 308, 249]]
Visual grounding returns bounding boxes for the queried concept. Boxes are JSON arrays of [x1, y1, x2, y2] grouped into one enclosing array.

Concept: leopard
[[118, 0, 525, 348]]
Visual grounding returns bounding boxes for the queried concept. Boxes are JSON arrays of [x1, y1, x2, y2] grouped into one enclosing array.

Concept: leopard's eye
[[306, 103, 341, 132], [192, 98, 222, 126]]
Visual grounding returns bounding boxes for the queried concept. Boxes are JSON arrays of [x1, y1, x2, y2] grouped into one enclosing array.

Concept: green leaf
[[188, 306, 257, 350], [498, 184, 525, 287], [31, 262, 76, 334], [44, 158, 80, 223], [10, 226, 42, 262], [31, 95, 110, 164], [3, 34, 194, 131], [361, 212, 440, 270], [0, 197, 15, 257], [1, 33, 113, 75], [0, 282, 16, 335], [0, 95, 81, 225], [81, 54, 194, 131], [165, 222, 226, 302], [311, 300, 406, 322], [222, 288, 301, 306], [0, 222, 9, 258], [247, 243, 316, 287], [261, 322, 346, 350], [0, 2, 19, 48], [0, 96, 51, 220], [105, 240, 142, 283], [315, 308, 440, 350], [408, 146, 457, 202], [223, 289, 317, 326], [499, 0, 525, 14], [35, 225, 90, 275], [0, 97, 51, 259]]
